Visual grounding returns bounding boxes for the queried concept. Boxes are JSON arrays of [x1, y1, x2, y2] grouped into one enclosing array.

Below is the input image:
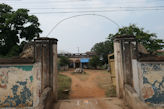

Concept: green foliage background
[[0, 3, 42, 57], [91, 24, 164, 65], [58, 56, 70, 67]]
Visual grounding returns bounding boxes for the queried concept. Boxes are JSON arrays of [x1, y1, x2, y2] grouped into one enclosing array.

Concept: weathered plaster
[[114, 41, 124, 98], [132, 59, 141, 96], [141, 63, 164, 104], [0, 63, 41, 108], [32, 63, 41, 108]]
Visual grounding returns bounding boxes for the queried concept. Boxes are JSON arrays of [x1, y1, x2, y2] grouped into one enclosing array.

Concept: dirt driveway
[[61, 69, 110, 98], [51, 69, 129, 109]]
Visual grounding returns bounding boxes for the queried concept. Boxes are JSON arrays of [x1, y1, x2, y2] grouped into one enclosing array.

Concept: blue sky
[[0, 0, 164, 53]]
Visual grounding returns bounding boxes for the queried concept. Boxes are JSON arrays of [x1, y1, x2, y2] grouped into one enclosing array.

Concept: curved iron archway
[[46, 14, 120, 37]]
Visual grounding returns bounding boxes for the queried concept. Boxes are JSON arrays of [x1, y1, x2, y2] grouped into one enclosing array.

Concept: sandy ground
[[47, 69, 129, 109], [61, 69, 109, 98]]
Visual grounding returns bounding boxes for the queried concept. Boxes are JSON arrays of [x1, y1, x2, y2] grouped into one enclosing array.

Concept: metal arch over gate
[[46, 14, 121, 37]]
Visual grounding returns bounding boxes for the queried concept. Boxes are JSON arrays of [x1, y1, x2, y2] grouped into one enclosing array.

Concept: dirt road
[[51, 69, 129, 109], [61, 69, 111, 98]]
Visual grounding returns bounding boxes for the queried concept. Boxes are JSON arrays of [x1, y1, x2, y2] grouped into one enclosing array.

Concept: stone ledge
[[0, 58, 34, 64], [139, 56, 164, 62]]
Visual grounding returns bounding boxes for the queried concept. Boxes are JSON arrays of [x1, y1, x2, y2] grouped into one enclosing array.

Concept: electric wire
[[8, 6, 164, 10], [1, 0, 164, 4], [1, 0, 164, 14], [30, 8, 164, 14]]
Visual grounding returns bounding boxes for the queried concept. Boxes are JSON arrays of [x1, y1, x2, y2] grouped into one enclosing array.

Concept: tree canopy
[[0, 3, 42, 57], [91, 24, 164, 64], [58, 56, 70, 67], [91, 40, 113, 64], [89, 55, 103, 69], [110, 24, 164, 54]]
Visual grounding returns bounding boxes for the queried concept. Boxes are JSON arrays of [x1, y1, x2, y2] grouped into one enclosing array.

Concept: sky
[[0, 0, 164, 53]]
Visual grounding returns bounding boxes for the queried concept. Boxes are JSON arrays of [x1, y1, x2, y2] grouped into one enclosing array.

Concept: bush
[[58, 56, 70, 67], [89, 56, 103, 69]]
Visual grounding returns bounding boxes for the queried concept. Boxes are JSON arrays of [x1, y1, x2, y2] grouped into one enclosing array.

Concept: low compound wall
[[126, 59, 164, 108], [124, 85, 164, 109], [140, 62, 164, 105], [0, 63, 41, 108], [0, 37, 58, 109], [114, 35, 164, 109], [126, 58, 164, 109]]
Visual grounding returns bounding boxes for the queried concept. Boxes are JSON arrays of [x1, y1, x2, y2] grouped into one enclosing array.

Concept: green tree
[[91, 24, 164, 64], [58, 56, 70, 67], [110, 24, 164, 54], [0, 3, 42, 57], [89, 55, 102, 69], [91, 40, 113, 64]]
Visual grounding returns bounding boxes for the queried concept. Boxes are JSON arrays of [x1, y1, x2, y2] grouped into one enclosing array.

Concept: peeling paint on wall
[[0, 71, 8, 88], [141, 63, 164, 104], [0, 64, 41, 108], [0, 66, 33, 107], [0, 80, 33, 107]]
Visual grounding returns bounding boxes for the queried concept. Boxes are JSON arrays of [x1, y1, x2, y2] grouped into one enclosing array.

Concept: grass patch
[[96, 75, 111, 89], [105, 85, 116, 97], [57, 74, 72, 100], [95, 74, 116, 97]]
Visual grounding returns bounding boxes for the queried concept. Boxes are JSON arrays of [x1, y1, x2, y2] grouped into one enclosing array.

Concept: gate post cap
[[114, 35, 136, 41], [34, 37, 58, 44]]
